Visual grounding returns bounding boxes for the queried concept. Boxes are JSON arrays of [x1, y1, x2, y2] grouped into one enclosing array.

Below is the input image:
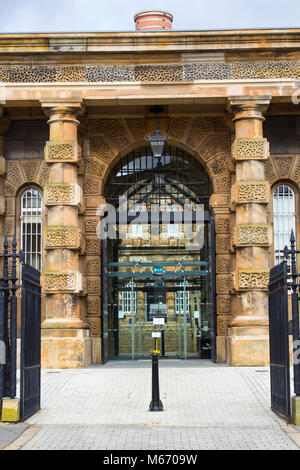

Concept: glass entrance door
[[102, 215, 215, 361]]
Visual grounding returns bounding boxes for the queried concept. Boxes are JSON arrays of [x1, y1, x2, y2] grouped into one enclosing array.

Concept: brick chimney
[[134, 10, 173, 31]]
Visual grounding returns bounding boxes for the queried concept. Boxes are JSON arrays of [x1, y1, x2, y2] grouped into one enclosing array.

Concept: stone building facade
[[0, 12, 299, 368]]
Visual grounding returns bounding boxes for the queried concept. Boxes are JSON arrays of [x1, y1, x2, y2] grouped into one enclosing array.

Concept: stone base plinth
[[227, 326, 269, 366], [216, 336, 227, 362], [91, 338, 102, 364], [41, 328, 91, 368]]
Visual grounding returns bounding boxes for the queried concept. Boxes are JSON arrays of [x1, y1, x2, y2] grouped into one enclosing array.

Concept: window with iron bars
[[20, 188, 42, 271], [273, 184, 296, 265]]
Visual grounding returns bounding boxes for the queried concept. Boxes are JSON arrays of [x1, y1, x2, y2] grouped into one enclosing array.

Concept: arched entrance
[[101, 144, 216, 361]]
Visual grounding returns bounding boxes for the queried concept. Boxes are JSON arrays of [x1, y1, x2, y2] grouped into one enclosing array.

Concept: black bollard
[[149, 352, 163, 412]]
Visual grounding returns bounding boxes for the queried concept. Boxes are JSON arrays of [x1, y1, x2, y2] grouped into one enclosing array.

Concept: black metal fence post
[[149, 352, 163, 412], [9, 235, 18, 399], [289, 230, 300, 396]]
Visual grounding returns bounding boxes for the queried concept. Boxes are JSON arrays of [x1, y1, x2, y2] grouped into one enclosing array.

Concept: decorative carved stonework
[[234, 224, 271, 247], [86, 238, 100, 256], [6, 161, 24, 187], [45, 141, 81, 164], [44, 183, 83, 207], [168, 118, 190, 142], [87, 297, 100, 316], [215, 215, 230, 233], [232, 270, 270, 290], [208, 155, 229, 175], [125, 118, 147, 141], [85, 158, 106, 178], [216, 274, 231, 294], [4, 181, 16, 196], [88, 119, 129, 152], [274, 157, 293, 178], [0, 156, 6, 176], [232, 181, 270, 204], [45, 226, 84, 251], [213, 174, 231, 193], [83, 177, 102, 195], [85, 217, 99, 233], [198, 135, 231, 161], [216, 234, 230, 253], [22, 160, 39, 181], [232, 138, 269, 160], [86, 258, 100, 276], [264, 158, 278, 183], [36, 161, 50, 186], [89, 136, 116, 162], [216, 254, 230, 273], [217, 315, 230, 336], [43, 271, 83, 293], [87, 317, 101, 336], [87, 278, 101, 295], [217, 294, 231, 314]]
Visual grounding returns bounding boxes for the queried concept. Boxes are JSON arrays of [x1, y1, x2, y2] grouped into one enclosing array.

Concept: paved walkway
[[7, 360, 300, 450]]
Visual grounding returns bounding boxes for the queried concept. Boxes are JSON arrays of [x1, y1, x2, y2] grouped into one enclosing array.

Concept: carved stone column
[[41, 100, 90, 368], [228, 95, 271, 366]]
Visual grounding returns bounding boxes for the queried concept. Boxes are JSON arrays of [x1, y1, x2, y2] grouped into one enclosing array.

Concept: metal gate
[[268, 260, 291, 419], [20, 263, 41, 420], [0, 235, 41, 421]]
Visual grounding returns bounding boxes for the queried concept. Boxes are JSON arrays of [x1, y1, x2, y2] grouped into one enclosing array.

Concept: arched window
[[273, 184, 296, 265], [20, 188, 42, 271]]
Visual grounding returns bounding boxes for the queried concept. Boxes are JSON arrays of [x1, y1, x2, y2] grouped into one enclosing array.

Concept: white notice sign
[[152, 332, 161, 338], [153, 318, 165, 325]]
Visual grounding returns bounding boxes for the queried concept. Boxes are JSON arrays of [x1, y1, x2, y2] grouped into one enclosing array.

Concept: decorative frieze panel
[[198, 135, 231, 161], [44, 183, 83, 207], [43, 270, 83, 293], [232, 138, 269, 161], [234, 224, 271, 247], [45, 226, 84, 252], [0, 62, 298, 83], [208, 155, 229, 175], [232, 181, 270, 205], [45, 141, 81, 165], [232, 270, 269, 291], [6, 161, 23, 187], [125, 118, 147, 142]]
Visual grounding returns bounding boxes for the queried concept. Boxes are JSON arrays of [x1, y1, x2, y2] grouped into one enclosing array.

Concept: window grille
[[273, 184, 296, 265], [20, 188, 42, 271], [122, 281, 136, 314], [175, 281, 190, 313]]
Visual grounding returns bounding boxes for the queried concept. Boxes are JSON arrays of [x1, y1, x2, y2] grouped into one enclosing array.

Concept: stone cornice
[[0, 29, 300, 53]]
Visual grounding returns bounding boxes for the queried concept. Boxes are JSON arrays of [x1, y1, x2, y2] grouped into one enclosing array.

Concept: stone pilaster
[[41, 100, 90, 368], [227, 95, 271, 366]]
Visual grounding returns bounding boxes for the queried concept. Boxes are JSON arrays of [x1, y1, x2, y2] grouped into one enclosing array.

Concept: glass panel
[[21, 189, 42, 271], [273, 185, 295, 264]]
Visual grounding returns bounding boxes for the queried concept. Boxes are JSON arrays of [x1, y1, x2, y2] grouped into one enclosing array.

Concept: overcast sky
[[0, 0, 299, 33]]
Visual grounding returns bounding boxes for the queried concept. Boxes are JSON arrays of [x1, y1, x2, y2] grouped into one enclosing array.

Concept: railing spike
[[291, 228, 296, 244]]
